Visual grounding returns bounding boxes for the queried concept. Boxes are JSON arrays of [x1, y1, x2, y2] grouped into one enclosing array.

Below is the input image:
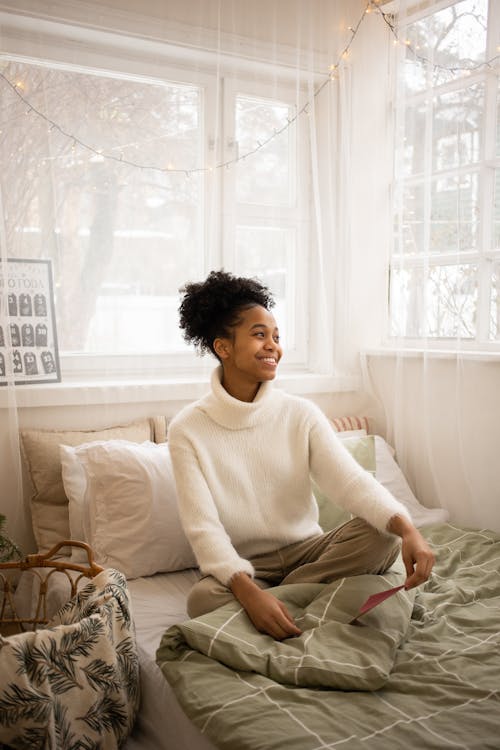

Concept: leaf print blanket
[[0, 568, 139, 750]]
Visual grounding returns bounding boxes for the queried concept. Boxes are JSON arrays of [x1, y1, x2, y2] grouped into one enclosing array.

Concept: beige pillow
[[20, 419, 153, 553]]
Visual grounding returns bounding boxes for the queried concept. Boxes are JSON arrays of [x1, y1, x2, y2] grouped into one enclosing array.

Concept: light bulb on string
[[2, 1, 498, 178]]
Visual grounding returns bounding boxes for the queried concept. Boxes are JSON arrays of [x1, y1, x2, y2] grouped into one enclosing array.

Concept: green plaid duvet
[[157, 524, 500, 749]]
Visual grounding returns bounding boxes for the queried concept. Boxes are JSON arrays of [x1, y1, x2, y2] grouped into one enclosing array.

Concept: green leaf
[[116, 637, 140, 704], [78, 692, 128, 734], [0, 514, 21, 562], [54, 700, 77, 749], [82, 659, 120, 692], [9, 725, 47, 749], [0, 683, 51, 726]]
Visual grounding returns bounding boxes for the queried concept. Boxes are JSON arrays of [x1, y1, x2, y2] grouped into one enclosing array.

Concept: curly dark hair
[[178, 270, 275, 357]]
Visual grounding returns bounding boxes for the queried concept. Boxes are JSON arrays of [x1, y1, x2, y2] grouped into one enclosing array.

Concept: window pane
[[491, 262, 500, 340], [235, 225, 294, 346], [494, 170, 500, 249], [396, 174, 479, 255], [402, 84, 484, 177], [433, 84, 484, 170], [0, 60, 204, 354], [390, 263, 477, 338], [401, 101, 427, 178], [396, 183, 425, 254], [402, 0, 488, 93], [235, 96, 294, 206], [430, 173, 479, 253], [497, 79, 500, 158]]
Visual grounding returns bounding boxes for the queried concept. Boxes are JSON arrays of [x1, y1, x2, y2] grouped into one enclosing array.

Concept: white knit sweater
[[168, 367, 411, 586]]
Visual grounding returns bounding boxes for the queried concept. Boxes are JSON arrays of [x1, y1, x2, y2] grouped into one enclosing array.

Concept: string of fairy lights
[[0, 0, 498, 176]]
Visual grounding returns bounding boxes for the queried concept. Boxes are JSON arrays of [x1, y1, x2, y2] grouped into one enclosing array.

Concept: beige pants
[[187, 517, 401, 618]]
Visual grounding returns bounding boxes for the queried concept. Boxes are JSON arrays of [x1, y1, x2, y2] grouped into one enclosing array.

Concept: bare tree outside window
[[0, 61, 204, 354], [390, 0, 498, 345]]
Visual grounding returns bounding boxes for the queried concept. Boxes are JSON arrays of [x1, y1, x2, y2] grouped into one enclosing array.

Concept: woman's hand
[[230, 573, 302, 640], [388, 514, 435, 589]]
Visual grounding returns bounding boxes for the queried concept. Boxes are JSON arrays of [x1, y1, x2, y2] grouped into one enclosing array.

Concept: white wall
[[0, 0, 363, 66]]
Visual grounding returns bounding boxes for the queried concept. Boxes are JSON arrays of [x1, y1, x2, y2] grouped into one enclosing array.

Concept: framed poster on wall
[[0, 258, 61, 385]]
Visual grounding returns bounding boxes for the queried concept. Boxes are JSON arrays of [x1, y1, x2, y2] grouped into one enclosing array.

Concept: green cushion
[[314, 435, 376, 531]]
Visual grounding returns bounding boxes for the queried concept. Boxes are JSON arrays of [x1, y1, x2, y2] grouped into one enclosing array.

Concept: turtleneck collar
[[198, 366, 279, 430]]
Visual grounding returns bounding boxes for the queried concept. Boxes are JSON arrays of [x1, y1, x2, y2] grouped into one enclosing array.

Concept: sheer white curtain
[[0, 0, 373, 553], [363, 0, 500, 533]]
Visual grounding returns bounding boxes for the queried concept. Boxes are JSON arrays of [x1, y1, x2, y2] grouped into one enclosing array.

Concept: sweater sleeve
[[308, 407, 412, 533], [168, 422, 255, 586]]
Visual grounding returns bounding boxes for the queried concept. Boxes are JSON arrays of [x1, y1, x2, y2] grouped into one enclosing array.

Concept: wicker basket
[[0, 540, 103, 636]]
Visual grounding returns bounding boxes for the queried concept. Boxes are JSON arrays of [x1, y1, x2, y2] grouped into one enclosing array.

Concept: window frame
[[0, 13, 323, 382], [222, 77, 310, 366], [388, 0, 500, 351]]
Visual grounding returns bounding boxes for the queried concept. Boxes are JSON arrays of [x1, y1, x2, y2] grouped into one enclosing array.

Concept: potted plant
[[0, 515, 21, 562]]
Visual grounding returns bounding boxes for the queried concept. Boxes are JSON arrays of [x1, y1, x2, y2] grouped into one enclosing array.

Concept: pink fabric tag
[[349, 585, 405, 625]]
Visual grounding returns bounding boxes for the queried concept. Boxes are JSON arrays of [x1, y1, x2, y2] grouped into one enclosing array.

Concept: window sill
[[363, 348, 500, 363], [0, 372, 361, 409]]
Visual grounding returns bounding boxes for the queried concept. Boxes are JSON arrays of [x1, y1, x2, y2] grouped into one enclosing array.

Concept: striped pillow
[[330, 415, 370, 433]]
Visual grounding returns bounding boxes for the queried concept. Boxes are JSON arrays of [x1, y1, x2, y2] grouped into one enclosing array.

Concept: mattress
[[122, 568, 217, 750]]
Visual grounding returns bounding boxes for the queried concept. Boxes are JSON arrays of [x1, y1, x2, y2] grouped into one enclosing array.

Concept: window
[[389, 0, 500, 347], [1, 47, 310, 376]]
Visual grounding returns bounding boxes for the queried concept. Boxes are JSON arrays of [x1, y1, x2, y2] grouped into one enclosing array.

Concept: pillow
[[20, 419, 153, 553], [60, 440, 197, 578], [330, 415, 370, 433], [315, 433, 449, 532], [374, 435, 449, 528], [330, 428, 367, 437], [60, 448, 88, 560], [315, 434, 376, 532]]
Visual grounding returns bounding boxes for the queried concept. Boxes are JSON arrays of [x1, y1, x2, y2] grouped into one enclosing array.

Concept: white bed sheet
[[123, 568, 217, 750]]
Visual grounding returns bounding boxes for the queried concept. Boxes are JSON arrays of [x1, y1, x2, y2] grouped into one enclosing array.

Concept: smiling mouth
[[260, 357, 277, 365]]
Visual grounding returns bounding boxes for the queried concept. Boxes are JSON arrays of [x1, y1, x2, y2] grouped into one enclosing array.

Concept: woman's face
[[215, 305, 282, 385]]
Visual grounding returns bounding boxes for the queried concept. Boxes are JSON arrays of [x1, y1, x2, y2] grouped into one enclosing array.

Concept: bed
[[9, 415, 499, 749], [154, 522, 500, 750]]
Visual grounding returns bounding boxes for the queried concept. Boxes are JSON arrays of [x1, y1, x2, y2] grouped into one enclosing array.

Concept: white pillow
[[329, 423, 367, 438], [373, 436, 449, 528], [60, 444, 90, 561], [60, 440, 197, 578]]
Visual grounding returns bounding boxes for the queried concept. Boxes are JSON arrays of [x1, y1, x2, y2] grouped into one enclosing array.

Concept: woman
[[168, 270, 434, 639]]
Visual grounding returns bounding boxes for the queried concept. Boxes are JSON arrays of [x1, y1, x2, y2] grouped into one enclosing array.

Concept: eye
[[254, 331, 265, 337]]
